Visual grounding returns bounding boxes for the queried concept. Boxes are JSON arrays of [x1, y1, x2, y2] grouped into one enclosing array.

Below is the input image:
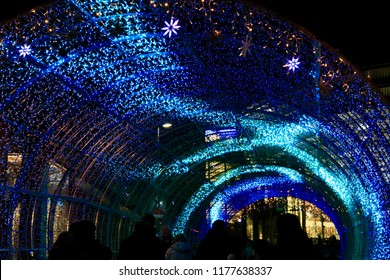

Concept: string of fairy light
[[0, 0, 389, 259]]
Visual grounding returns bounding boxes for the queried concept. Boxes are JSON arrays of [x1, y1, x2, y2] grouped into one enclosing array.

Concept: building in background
[[364, 63, 390, 103]]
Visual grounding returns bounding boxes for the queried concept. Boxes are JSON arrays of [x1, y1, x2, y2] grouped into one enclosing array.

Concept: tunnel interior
[[0, 0, 389, 259]]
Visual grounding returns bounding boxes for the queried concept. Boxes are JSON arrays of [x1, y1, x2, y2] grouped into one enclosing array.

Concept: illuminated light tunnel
[[0, 0, 389, 260]]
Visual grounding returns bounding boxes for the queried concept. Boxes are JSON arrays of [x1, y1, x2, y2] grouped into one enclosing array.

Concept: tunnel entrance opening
[[226, 197, 341, 259], [227, 197, 339, 242], [187, 195, 343, 259]]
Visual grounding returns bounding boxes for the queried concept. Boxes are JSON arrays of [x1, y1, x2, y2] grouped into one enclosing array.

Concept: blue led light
[[0, 0, 389, 260]]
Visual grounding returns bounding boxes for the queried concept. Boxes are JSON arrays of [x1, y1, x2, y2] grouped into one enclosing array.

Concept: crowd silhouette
[[195, 219, 231, 260], [160, 224, 174, 255], [117, 214, 165, 260], [49, 213, 339, 260], [48, 219, 111, 260], [268, 213, 324, 260], [165, 233, 194, 260]]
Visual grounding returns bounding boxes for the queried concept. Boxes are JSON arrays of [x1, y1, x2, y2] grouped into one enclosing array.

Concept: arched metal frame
[[0, 0, 389, 259]]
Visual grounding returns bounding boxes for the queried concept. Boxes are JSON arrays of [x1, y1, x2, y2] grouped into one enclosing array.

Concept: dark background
[[1, 0, 389, 69]]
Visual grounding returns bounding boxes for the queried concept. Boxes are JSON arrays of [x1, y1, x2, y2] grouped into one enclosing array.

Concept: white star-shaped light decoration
[[162, 18, 181, 38], [283, 56, 301, 72], [239, 34, 253, 57], [18, 44, 32, 57]]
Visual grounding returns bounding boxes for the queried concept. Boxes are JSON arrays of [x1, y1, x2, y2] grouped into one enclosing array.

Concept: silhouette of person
[[271, 213, 323, 260], [227, 235, 248, 260], [253, 239, 274, 260], [68, 219, 112, 260], [325, 234, 340, 259], [195, 219, 232, 260], [49, 219, 112, 260], [142, 213, 157, 232], [165, 234, 194, 260], [160, 224, 174, 254], [48, 231, 72, 260], [117, 215, 165, 260]]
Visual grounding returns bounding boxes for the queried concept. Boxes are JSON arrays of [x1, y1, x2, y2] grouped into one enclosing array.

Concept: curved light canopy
[[0, 0, 389, 259]]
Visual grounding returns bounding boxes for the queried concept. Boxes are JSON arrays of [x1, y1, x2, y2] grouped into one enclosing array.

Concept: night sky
[[1, 0, 389, 69], [252, 1, 390, 70]]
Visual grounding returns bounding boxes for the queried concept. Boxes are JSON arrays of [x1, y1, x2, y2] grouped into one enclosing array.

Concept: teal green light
[[168, 115, 384, 252], [172, 165, 304, 234], [161, 116, 319, 177]]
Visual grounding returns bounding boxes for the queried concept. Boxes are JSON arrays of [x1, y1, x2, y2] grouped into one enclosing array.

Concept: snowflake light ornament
[[162, 18, 181, 38], [239, 34, 253, 57], [283, 56, 301, 72], [18, 44, 32, 57]]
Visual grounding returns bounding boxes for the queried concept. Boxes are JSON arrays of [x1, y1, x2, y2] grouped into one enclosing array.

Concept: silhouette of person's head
[[276, 213, 302, 236], [54, 231, 70, 245], [133, 220, 154, 235], [66, 219, 112, 259], [273, 213, 322, 260], [142, 214, 156, 226], [68, 219, 96, 242], [211, 219, 226, 235], [140, 214, 157, 235], [48, 231, 71, 260]]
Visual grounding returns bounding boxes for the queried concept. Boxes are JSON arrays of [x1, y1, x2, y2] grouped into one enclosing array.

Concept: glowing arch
[[0, 0, 389, 260], [164, 116, 380, 259]]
